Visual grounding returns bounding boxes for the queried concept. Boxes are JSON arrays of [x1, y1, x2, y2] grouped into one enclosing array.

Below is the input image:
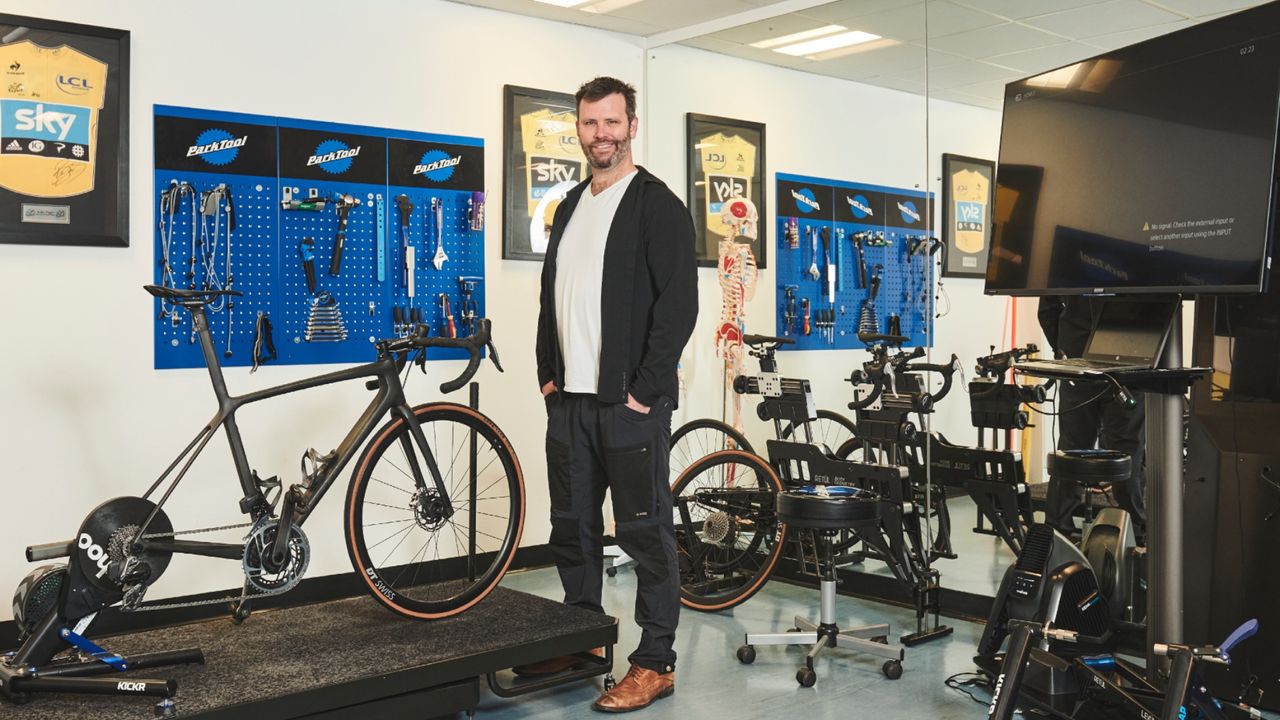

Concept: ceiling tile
[[848, 5, 931, 41], [924, 59, 1021, 88], [680, 36, 744, 53], [1022, 0, 1183, 39], [608, 0, 758, 28], [817, 42, 929, 77], [985, 41, 1099, 73], [866, 74, 929, 94], [944, 0, 1109, 21], [797, 0, 925, 24], [925, 21, 1065, 57], [922, 1, 1008, 36], [709, 14, 840, 45], [1083, 19, 1196, 49]]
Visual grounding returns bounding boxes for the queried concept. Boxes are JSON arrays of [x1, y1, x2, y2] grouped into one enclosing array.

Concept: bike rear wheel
[[670, 418, 755, 486], [673, 449, 786, 612], [345, 403, 524, 619]]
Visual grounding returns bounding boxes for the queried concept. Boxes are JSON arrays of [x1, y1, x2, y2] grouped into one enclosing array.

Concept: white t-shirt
[[555, 170, 638, 393]]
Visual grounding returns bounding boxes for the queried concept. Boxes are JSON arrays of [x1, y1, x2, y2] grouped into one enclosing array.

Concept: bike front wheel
[[345, 402, 524, 619]]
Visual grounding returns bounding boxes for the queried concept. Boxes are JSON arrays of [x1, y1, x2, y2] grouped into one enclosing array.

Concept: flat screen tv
[[985, 1, 1280, 296]]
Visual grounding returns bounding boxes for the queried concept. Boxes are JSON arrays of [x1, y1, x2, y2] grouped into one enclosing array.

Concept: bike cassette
[[242, 517, 309, 594], [75, 497, 174, 594], [701, 511, 738, 548]]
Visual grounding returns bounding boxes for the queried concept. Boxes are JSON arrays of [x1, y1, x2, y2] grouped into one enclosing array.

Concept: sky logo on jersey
[[848, 194, 873, 219], [2, 99, 91, 145], [188, 128, 246, 166], [308, 139, 360, 174], [956, 201, 984, 232], [413, 149, 461, 181], [897, 200, 921, 225], [531, 156, 581, 197], [56, 74, 93, 96], [792, 188, 820, 214]]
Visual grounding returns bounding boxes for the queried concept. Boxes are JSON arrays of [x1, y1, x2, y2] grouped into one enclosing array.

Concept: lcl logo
[[57, 74, 92, 95]]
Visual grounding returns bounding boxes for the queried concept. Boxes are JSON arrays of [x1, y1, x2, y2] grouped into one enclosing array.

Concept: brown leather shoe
[[592, 664, 674, 713], [511, 647, 604, 678]]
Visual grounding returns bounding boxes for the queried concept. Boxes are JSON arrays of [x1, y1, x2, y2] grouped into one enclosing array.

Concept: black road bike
[[3, 286, 524, 709]]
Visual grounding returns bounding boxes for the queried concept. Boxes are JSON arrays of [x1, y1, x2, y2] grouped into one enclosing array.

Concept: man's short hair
[[576, 76, 637, 121]]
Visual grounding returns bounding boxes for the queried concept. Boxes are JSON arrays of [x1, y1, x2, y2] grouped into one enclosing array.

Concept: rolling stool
[[736, 485, 904, 686], [1047, 449, 1131, 530]]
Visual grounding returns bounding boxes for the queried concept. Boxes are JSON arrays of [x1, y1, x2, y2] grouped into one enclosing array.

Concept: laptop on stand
[[1014, 298, 1179, 376]]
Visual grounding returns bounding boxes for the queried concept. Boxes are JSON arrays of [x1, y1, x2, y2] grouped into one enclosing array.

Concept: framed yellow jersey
[[941, 153, 994, 279], [686, 113, 766, 269], [0, 15, 128, 248]]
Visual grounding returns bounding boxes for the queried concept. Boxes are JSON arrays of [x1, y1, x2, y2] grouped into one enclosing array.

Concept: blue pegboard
[[153, 106, 485, 369], [774, 173, 934, 350]]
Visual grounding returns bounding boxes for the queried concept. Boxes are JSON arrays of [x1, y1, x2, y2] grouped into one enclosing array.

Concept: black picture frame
[[0, 14, 129, 248], [941, 153, 994, 278], [502, 84, 583, 262], [686, 113, 767, 269]]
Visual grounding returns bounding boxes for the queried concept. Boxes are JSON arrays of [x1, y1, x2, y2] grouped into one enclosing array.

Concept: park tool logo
[[414, 149, 461, 181], [897, 200, 921, 225], [791, 188, 820, 214], [308, 139, 360, 174], [848, 194, 873, 219], [188, 128, 246, 166]]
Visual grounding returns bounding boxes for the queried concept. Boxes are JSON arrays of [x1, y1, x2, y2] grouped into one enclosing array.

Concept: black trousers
[[1048, 378, 1147, 543], [544, 392, 679, 673]]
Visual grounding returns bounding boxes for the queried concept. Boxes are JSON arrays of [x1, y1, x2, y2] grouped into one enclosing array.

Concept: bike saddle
[[743, 334, 795, 348], [857, 331, 909, 346], [144, 284, 244, 304]]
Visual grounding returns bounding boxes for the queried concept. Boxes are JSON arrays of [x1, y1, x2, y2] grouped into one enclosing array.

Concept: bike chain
[[123, 521, 291, 613]]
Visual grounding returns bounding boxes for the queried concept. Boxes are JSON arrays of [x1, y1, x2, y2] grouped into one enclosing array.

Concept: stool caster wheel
[[737, 645, 756, 664], [882, 660, 902, 679], [796, 666, 817, 687], [155, 698, 177, 717], [604, 673, 616, 691], [606, 567, 617, 577]]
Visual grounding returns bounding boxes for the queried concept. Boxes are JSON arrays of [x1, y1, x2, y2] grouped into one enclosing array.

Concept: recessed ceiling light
[[774, 30, 882, 57], [750, 25, 848, 50], [532, 0, 591, 8]]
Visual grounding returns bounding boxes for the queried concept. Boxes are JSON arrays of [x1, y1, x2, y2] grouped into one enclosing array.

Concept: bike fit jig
[[153, 106, 486, 370], [774, 173, 936, 350]]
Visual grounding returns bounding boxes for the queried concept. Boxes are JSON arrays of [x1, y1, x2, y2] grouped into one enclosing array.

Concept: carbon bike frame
[[133, 301, 451, 556]]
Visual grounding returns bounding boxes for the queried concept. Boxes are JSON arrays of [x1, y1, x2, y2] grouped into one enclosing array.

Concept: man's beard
[[585, 136, 630, 171]]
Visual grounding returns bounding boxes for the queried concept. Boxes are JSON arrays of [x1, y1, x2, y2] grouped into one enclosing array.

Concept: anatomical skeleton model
[[714, 196, 759, 439]]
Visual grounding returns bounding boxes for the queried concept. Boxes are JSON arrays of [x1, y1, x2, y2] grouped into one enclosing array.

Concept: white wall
[[0, 1, 1018, 621]]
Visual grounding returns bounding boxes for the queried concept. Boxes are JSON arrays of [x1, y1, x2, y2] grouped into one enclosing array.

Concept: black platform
[[6, 586, 616, 719]]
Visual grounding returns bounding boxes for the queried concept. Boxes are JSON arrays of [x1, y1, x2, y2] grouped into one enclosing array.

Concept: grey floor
[[476, 564, 994, 719]]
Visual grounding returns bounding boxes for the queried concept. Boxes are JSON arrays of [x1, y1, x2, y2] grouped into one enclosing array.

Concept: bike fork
[[393, 405, 454, 511]]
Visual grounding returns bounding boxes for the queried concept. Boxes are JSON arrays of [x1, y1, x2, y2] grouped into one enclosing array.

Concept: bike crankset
[[242, 517, 310, 594]]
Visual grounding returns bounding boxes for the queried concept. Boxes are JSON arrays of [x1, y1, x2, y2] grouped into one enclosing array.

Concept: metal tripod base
[[737, 579, 904, 686]]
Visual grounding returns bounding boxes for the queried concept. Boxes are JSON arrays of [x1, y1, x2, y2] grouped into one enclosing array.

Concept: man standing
[[1038, 296, 1147, 544], [528, 76, 697, 712]]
